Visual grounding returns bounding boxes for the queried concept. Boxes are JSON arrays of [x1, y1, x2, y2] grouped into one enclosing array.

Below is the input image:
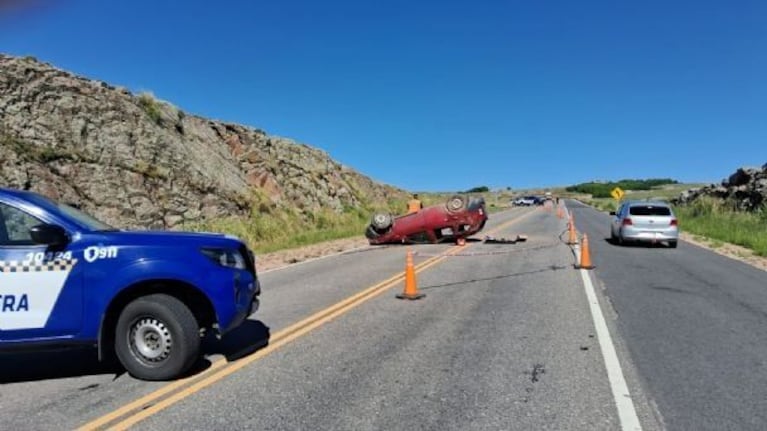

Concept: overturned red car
[[366, 195, 488, 245]]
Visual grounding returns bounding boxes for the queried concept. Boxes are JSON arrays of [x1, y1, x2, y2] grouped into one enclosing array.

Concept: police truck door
[[0, 202, 84, 341]]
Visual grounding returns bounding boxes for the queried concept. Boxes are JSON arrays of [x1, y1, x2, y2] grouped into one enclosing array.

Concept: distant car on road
[[366, 195, 488, 244], [512, 196, 539, 206], [610, 201, 678, 248]]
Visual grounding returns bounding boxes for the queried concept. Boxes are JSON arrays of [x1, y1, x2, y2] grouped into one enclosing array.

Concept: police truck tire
[[115, 294, 201, 381], [445, 195, 466, 213]]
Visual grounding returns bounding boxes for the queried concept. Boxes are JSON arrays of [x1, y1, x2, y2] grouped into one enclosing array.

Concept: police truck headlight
[[200, 248, 247, 270]]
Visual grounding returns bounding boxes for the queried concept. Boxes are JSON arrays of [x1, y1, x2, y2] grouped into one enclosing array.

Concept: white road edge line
[[579, 266, 643, 431]]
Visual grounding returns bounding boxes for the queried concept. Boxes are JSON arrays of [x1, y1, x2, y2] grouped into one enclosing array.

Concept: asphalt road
[[567, 199, 767, 431], [0, 202, 764, 430]]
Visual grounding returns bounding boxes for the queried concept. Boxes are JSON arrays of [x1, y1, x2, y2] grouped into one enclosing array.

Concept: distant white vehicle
[[512, 196, 538, 206]]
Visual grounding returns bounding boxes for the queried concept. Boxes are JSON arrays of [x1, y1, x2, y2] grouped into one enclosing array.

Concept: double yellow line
[[78, 209, 533, 430]]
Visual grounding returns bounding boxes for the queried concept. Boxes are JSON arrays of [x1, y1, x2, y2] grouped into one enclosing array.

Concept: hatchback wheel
[[371, 213, 393, 231], [445, 195, 466, 213]]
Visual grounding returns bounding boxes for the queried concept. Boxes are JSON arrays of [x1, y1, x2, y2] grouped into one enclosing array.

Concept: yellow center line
[[79, 210, 534, 431], [74, 359, 229, 431]]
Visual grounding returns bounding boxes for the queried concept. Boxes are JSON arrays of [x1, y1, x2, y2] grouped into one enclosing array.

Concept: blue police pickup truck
[[0, 187, 261, 380]]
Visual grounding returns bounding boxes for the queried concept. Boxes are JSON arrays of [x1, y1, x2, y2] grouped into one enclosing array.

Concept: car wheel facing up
[[446, 195, 466, 213], [371, 213, 393, 231]]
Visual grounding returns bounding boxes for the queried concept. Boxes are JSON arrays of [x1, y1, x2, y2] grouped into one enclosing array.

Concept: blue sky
[[2, 0, 766, 191]]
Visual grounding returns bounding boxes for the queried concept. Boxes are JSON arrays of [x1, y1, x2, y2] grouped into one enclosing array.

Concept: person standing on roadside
[[407, 193, 423, 214]]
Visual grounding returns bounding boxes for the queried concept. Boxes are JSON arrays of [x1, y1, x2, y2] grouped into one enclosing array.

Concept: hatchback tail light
[[670, 219, 678, 226], [622, 218, 633, 226]]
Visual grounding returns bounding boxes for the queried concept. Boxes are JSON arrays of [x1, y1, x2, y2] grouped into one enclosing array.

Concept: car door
[[0, 201, 84, 341]]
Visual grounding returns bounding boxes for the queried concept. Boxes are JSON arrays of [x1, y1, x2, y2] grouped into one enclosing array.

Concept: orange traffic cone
[[456, 237, 466, 246], [557, 206, 564, 219], [397, 249, 425, 300], [576, 233, 595, 269], [567, 214, 577, 245]]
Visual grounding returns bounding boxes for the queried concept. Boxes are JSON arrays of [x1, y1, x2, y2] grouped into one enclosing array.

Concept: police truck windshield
[[56, 203, 116, 231]]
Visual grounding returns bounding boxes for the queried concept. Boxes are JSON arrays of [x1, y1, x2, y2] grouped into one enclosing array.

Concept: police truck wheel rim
[[129, 317, 172, 363]]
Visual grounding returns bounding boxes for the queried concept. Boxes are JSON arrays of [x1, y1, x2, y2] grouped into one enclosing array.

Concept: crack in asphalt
[[420, 265, 569, 291]]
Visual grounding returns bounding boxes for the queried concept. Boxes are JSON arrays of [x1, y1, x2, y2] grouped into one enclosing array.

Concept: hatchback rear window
[[629, 206, 671, 216]]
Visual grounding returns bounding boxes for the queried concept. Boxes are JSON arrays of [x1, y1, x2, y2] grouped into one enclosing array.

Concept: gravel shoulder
[[679, 232, 767, 272], [256, 236, 371, 272]]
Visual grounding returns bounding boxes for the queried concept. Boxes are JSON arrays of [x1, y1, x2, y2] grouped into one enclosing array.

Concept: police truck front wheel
[[115, 294, 201, 381]]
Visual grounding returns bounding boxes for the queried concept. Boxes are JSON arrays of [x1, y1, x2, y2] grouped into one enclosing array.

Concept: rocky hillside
[[0, 54, 406, 229], [674, 163, 767, 211]]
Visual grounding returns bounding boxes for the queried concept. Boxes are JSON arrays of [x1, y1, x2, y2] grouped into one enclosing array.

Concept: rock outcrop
[[0, 54, 406, 229], [674, 164, 767, 211]]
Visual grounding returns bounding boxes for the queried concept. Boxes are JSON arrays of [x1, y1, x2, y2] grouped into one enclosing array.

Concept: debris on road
[[482, 235, 528, 244]]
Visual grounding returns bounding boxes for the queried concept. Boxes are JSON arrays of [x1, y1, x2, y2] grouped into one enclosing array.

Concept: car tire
[[115, 293, 201, 381], [669, 240, 678, 249], [445, 195, 466, 213], [370, 213, 393, 231], [610, 229, 617, 243]]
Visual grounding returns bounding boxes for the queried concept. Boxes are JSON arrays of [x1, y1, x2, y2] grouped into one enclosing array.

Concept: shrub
[[137, 92, 164, 126]]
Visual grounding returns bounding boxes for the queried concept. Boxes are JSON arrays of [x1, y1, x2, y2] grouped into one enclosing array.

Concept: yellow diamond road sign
[[610, 187, 625, 200]]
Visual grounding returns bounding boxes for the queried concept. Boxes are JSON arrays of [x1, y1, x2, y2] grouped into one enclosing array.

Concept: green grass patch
[[186, 206, 373, 254], [580, 183, 706, 214], [566, 178, 678, 198], [674, 197, 767, 257], [184, 193, 408, 254]]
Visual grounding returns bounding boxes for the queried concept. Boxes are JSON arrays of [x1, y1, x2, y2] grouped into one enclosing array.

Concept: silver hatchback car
[[610, 201, 679, 248]]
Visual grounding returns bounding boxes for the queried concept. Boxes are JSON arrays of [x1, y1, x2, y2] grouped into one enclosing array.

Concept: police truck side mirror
[[29, 224, 69, 247], [609, 211, 616, 216]]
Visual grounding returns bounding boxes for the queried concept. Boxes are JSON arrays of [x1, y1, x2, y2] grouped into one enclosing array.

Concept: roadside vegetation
[[566, 178, 677, 198], [674, 197, 767, 256], [188, 205, 384, 254]]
